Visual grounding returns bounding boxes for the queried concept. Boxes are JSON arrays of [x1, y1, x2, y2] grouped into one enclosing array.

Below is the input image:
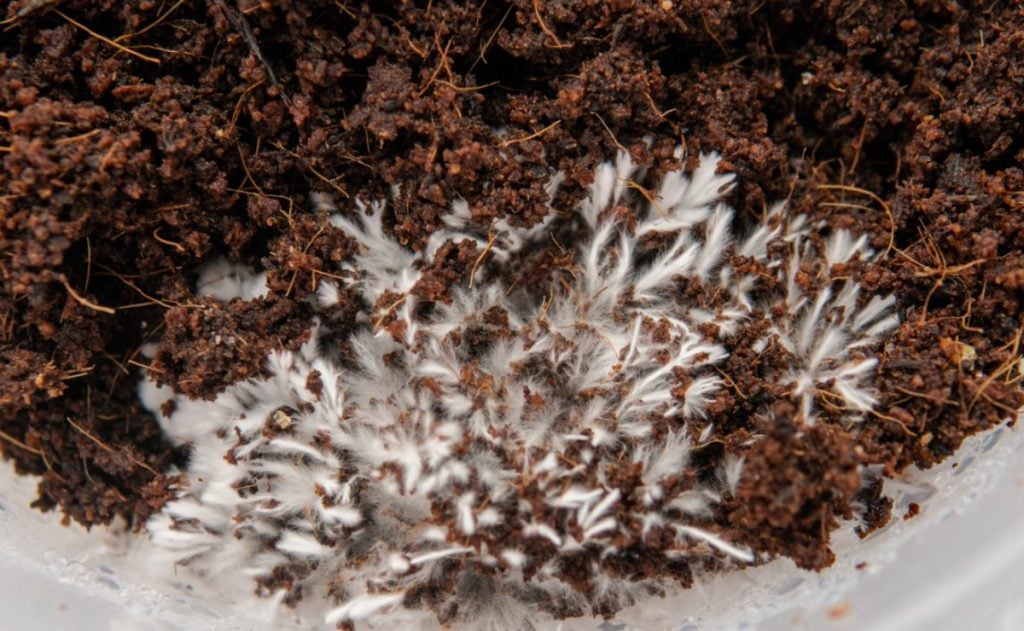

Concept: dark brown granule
[[413, 238, 479, 303], [852, 476, 894, 538], [903, 502, 921, 520], [0, 0, 1022, 612], [305, 369, 324, 398]]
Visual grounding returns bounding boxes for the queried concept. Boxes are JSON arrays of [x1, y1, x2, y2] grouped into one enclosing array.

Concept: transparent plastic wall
[[0, 422, 1020, 631]]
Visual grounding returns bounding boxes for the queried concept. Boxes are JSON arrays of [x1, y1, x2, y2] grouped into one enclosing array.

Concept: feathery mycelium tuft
[[139, 150, 897, 628]]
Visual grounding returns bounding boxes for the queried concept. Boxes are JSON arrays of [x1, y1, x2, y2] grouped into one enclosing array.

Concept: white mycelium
[[140, 151, 897, 628]]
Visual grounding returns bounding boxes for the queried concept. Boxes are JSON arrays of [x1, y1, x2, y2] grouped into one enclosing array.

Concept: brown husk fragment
[[1, 0, 1021, 612]]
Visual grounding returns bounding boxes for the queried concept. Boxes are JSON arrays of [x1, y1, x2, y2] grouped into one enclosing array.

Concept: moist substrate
[[1, 0, 1022, 605]]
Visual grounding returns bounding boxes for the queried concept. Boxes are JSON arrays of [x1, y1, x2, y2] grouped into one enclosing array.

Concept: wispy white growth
[[674, 525, 755, 563], [773, 275, 897, 422], [718, 453, 746, 496], [325, 593, 404, 625], [142, 150, 895, 628], [195, 258, 268, 301]]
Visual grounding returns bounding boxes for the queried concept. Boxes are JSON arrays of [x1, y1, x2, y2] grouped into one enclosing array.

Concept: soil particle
[[903, 502, 921, 520]]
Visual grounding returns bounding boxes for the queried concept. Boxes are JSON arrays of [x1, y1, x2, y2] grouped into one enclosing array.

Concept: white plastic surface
[[0, 422, 1021, 631]]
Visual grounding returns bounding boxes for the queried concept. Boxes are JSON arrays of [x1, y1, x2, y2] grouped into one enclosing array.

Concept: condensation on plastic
[[0, 421, 1020, 631]]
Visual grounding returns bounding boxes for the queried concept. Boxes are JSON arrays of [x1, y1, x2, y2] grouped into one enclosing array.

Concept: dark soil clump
[[2, 0, 1022, 615]]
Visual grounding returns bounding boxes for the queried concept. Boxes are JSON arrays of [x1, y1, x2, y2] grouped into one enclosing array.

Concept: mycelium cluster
[[139, 150, 897, 628]]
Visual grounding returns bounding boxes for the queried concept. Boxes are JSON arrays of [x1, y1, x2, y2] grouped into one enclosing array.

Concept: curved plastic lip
[[0, 421, 1020, 631], [782, 423, 1024, 631]]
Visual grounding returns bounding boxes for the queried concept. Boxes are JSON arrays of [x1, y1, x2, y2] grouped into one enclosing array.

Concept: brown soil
[[1, 0, 1021, 603]]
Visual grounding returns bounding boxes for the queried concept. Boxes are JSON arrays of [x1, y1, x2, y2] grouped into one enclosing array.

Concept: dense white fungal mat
[[0, 150, 1019, 630]]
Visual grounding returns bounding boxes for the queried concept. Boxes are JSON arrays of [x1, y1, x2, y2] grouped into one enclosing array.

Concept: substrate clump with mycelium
[[140, 151, 897, 628]]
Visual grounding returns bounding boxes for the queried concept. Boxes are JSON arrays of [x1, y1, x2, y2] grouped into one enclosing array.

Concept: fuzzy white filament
[[140, 151, 896, 628]]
